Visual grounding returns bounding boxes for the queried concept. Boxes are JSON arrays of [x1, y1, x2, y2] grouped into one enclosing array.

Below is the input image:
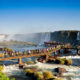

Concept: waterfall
[[77, 32, 80, 41], [0, 35, 6, 41], [0, 33, 51, 45], [39, 32, 50, 45]]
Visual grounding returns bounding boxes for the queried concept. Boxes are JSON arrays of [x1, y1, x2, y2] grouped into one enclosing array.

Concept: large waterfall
[[39, 32, 50, 45], [12, 33, 51, 45], [0, 32, 51, 45], [77, 32, 80, 41]]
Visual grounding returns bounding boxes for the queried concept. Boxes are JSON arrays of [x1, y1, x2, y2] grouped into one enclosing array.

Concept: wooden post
[[18, 57, 22, 64], [77, 49, 79, 55], [45, 54, 48, 61], [54, 50, 56, 56]]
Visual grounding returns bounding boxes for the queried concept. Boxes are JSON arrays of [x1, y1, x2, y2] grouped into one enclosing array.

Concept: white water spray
[[77, 32, 80, 40], [39, 32, 50, 45]]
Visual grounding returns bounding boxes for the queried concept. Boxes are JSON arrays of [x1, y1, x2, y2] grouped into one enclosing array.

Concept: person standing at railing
[[4, 51, 8, 58], [23, 50, 26, 55], [15, 51, 19, 56], [54, 50, 56, 56], [28, 50, 31, 55], [26, 50, 29, 55]]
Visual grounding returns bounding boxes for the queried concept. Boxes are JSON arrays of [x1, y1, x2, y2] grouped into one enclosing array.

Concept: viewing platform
[[44, 41, 64, 47], [0, 41, 80, 65]]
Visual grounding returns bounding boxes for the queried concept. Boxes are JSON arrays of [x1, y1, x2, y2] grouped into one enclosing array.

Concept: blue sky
[[0, 0, 80, 34]]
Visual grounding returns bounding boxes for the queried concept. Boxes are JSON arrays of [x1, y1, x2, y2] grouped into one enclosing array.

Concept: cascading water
[[77, 32, 80, 41], [39, 32, 50, 45], [8, 33, 51, 45], [0, 32, 51, 46]]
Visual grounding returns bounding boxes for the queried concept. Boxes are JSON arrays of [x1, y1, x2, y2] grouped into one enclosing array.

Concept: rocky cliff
[[51, 31, 79, 45], [0, 31, 80, 46]]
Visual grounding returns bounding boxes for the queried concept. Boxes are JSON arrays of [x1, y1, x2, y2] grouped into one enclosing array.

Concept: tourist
[[23, 50, 26, 55], [28, 50, 31, 54], [47, 48, 49, 52]]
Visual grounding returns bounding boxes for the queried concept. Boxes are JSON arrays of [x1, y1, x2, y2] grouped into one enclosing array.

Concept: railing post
[[77, 49, 79, 55], [18, 57, 22, 64], [45, 54, 48, 61], [54, 50, 56, 56]]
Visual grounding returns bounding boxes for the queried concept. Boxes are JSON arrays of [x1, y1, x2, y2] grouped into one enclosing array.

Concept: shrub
[[0, 65, 3, 71], [65, 59, 72, 65], [11, 78, 15, 80], [33, 72, 44, 80], [55, 58, 64, 65], [0, 72, 10, 80], [43, 71, 53, 79], [52, 78, 63, 80], [25, 69, 34, 77], [25, 69, 43, 80], [59, 59, 64, 65], [55, 58, 72, 65]]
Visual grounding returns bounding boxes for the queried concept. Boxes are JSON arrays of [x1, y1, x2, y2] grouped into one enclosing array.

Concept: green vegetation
[[25, 69, 64, 80], [0, 65, 15, 80], [43, 71, 53, 79], [0, 40, 37, 46], [0, 72, 15, 80], [25, 69, 34, 77], [55, 58, 72, 65], [52, 78, 63, 80], [55, 58, 65, 65], [11, 78, 15, 80], [0, 72, 9, 80], [33, 72, 43, 80], [0, 65, 3, 71], [25, 69, 43, 80], [65, 59, 72, 65]]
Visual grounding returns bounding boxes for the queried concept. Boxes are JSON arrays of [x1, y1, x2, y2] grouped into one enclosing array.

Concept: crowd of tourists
[[0, 47, 57, 58]]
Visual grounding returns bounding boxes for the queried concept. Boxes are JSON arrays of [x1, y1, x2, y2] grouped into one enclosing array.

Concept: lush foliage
[[43, 71, 53, 79], [0, 72, 15, 80], [33, 72, 43, 80], [65, 59, 72, 65], [55, 58, 72, 65], [55, 58, 64, 64], [11, 78, 15, 80], [25, 69, 34, 77], [25, 69, 63, 80], [25, 69, 43, 80], [52, 78, 63, 80], [0, 65, 3, 71], [0, 72, 10, 80]]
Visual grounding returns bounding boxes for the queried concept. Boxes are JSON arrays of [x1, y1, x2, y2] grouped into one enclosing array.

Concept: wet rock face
[[51, 31, 78, 45], [56, 73, 63, 77], [55, 67, 67, 73], [55, 67, 67, 77]]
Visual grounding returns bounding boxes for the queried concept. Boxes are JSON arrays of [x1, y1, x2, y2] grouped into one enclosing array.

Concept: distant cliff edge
[[0, 31, 80, 46], [51, 31, 80, 46]]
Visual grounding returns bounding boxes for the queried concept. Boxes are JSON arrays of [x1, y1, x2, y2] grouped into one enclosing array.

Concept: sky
[[0, 0, 80, 34]]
